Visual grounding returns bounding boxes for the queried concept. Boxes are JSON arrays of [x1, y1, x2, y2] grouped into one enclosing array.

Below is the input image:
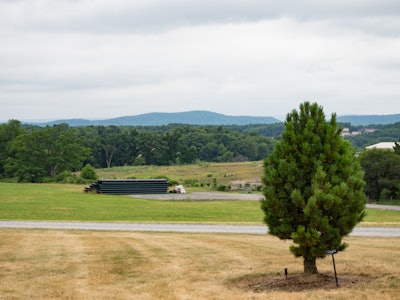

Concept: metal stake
[[331, 253, 339, 287], [326, 249, 339, 287]]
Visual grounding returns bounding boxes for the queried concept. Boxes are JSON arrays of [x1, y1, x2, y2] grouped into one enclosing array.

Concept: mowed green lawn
[[0, 183, 263, 223], [0, 182, 399, 225]]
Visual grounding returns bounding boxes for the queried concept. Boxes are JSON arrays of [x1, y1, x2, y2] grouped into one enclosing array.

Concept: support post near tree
[[326, 249, 339, 287]]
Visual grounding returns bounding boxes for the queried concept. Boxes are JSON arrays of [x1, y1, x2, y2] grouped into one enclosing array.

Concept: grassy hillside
[[95, 161, 264, 189]]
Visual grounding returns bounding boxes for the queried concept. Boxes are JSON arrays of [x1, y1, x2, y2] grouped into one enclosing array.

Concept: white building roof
[[365, 142, 396, 150]]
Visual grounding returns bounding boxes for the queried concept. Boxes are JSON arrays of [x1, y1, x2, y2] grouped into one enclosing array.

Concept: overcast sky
[[1, 0, 400, 121]]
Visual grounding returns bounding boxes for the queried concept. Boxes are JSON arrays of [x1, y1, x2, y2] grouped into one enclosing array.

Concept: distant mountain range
[[32, 111, 281, 126], [28, 111, 400, 127], [336, 114, 400, 126]]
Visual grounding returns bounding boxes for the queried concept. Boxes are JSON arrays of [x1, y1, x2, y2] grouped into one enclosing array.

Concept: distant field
[[95, 161, 264, 187], [0, 182, 399, 225]]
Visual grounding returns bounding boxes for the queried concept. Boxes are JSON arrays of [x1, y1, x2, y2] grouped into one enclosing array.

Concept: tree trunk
[[50, 165, 58, 177], [303, 257, 318, 274]]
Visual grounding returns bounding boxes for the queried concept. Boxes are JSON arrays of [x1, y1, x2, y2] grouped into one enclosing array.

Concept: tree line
[[1, 119, 399, 201], [359, 146, 400, 201], [0, 120, 275, 182]]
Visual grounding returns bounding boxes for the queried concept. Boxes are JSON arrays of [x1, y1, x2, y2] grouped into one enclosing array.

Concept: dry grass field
[[1, 229, 399, 299]]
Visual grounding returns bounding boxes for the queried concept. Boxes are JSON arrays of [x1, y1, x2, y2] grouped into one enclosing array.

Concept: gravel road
[[366, 204, 400, 211], [130, 192, 400, 212], [0, 221, 399, 237], [130, 192, 264, 201]]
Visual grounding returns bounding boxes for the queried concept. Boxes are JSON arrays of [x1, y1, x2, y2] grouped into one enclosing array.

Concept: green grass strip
[[0, 183, 399, 225], [0, 183, 263, 223]]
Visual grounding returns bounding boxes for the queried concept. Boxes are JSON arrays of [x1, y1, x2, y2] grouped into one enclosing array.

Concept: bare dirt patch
[[230, 273, 373, 293]]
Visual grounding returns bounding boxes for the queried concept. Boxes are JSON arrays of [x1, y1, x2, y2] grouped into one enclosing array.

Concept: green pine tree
[[261, 102, 366, 274]]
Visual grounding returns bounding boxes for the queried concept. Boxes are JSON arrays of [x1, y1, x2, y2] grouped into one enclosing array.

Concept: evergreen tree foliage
[[261, 102, 366, 274]]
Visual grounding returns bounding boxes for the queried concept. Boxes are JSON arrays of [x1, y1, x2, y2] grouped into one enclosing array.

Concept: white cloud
[[0, 0, 399, 120]]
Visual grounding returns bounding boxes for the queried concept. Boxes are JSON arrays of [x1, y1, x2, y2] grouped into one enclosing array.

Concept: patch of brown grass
[[0, 229, 399, 299]]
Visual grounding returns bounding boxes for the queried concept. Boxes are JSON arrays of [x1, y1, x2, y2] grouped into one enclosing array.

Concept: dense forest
[[0, 120, 276, 182]]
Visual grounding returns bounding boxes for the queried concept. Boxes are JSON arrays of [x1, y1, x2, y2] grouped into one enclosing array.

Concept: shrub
[[168, 179, 179, 186], [212, 178, 217, 187], [216, 184, 228, 191], [183, 178, 200, 187], [76, 177, 89, 184], [55, 171, 77, 183], [80, 164, 98, 181], [380, 189, 391, 200]]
